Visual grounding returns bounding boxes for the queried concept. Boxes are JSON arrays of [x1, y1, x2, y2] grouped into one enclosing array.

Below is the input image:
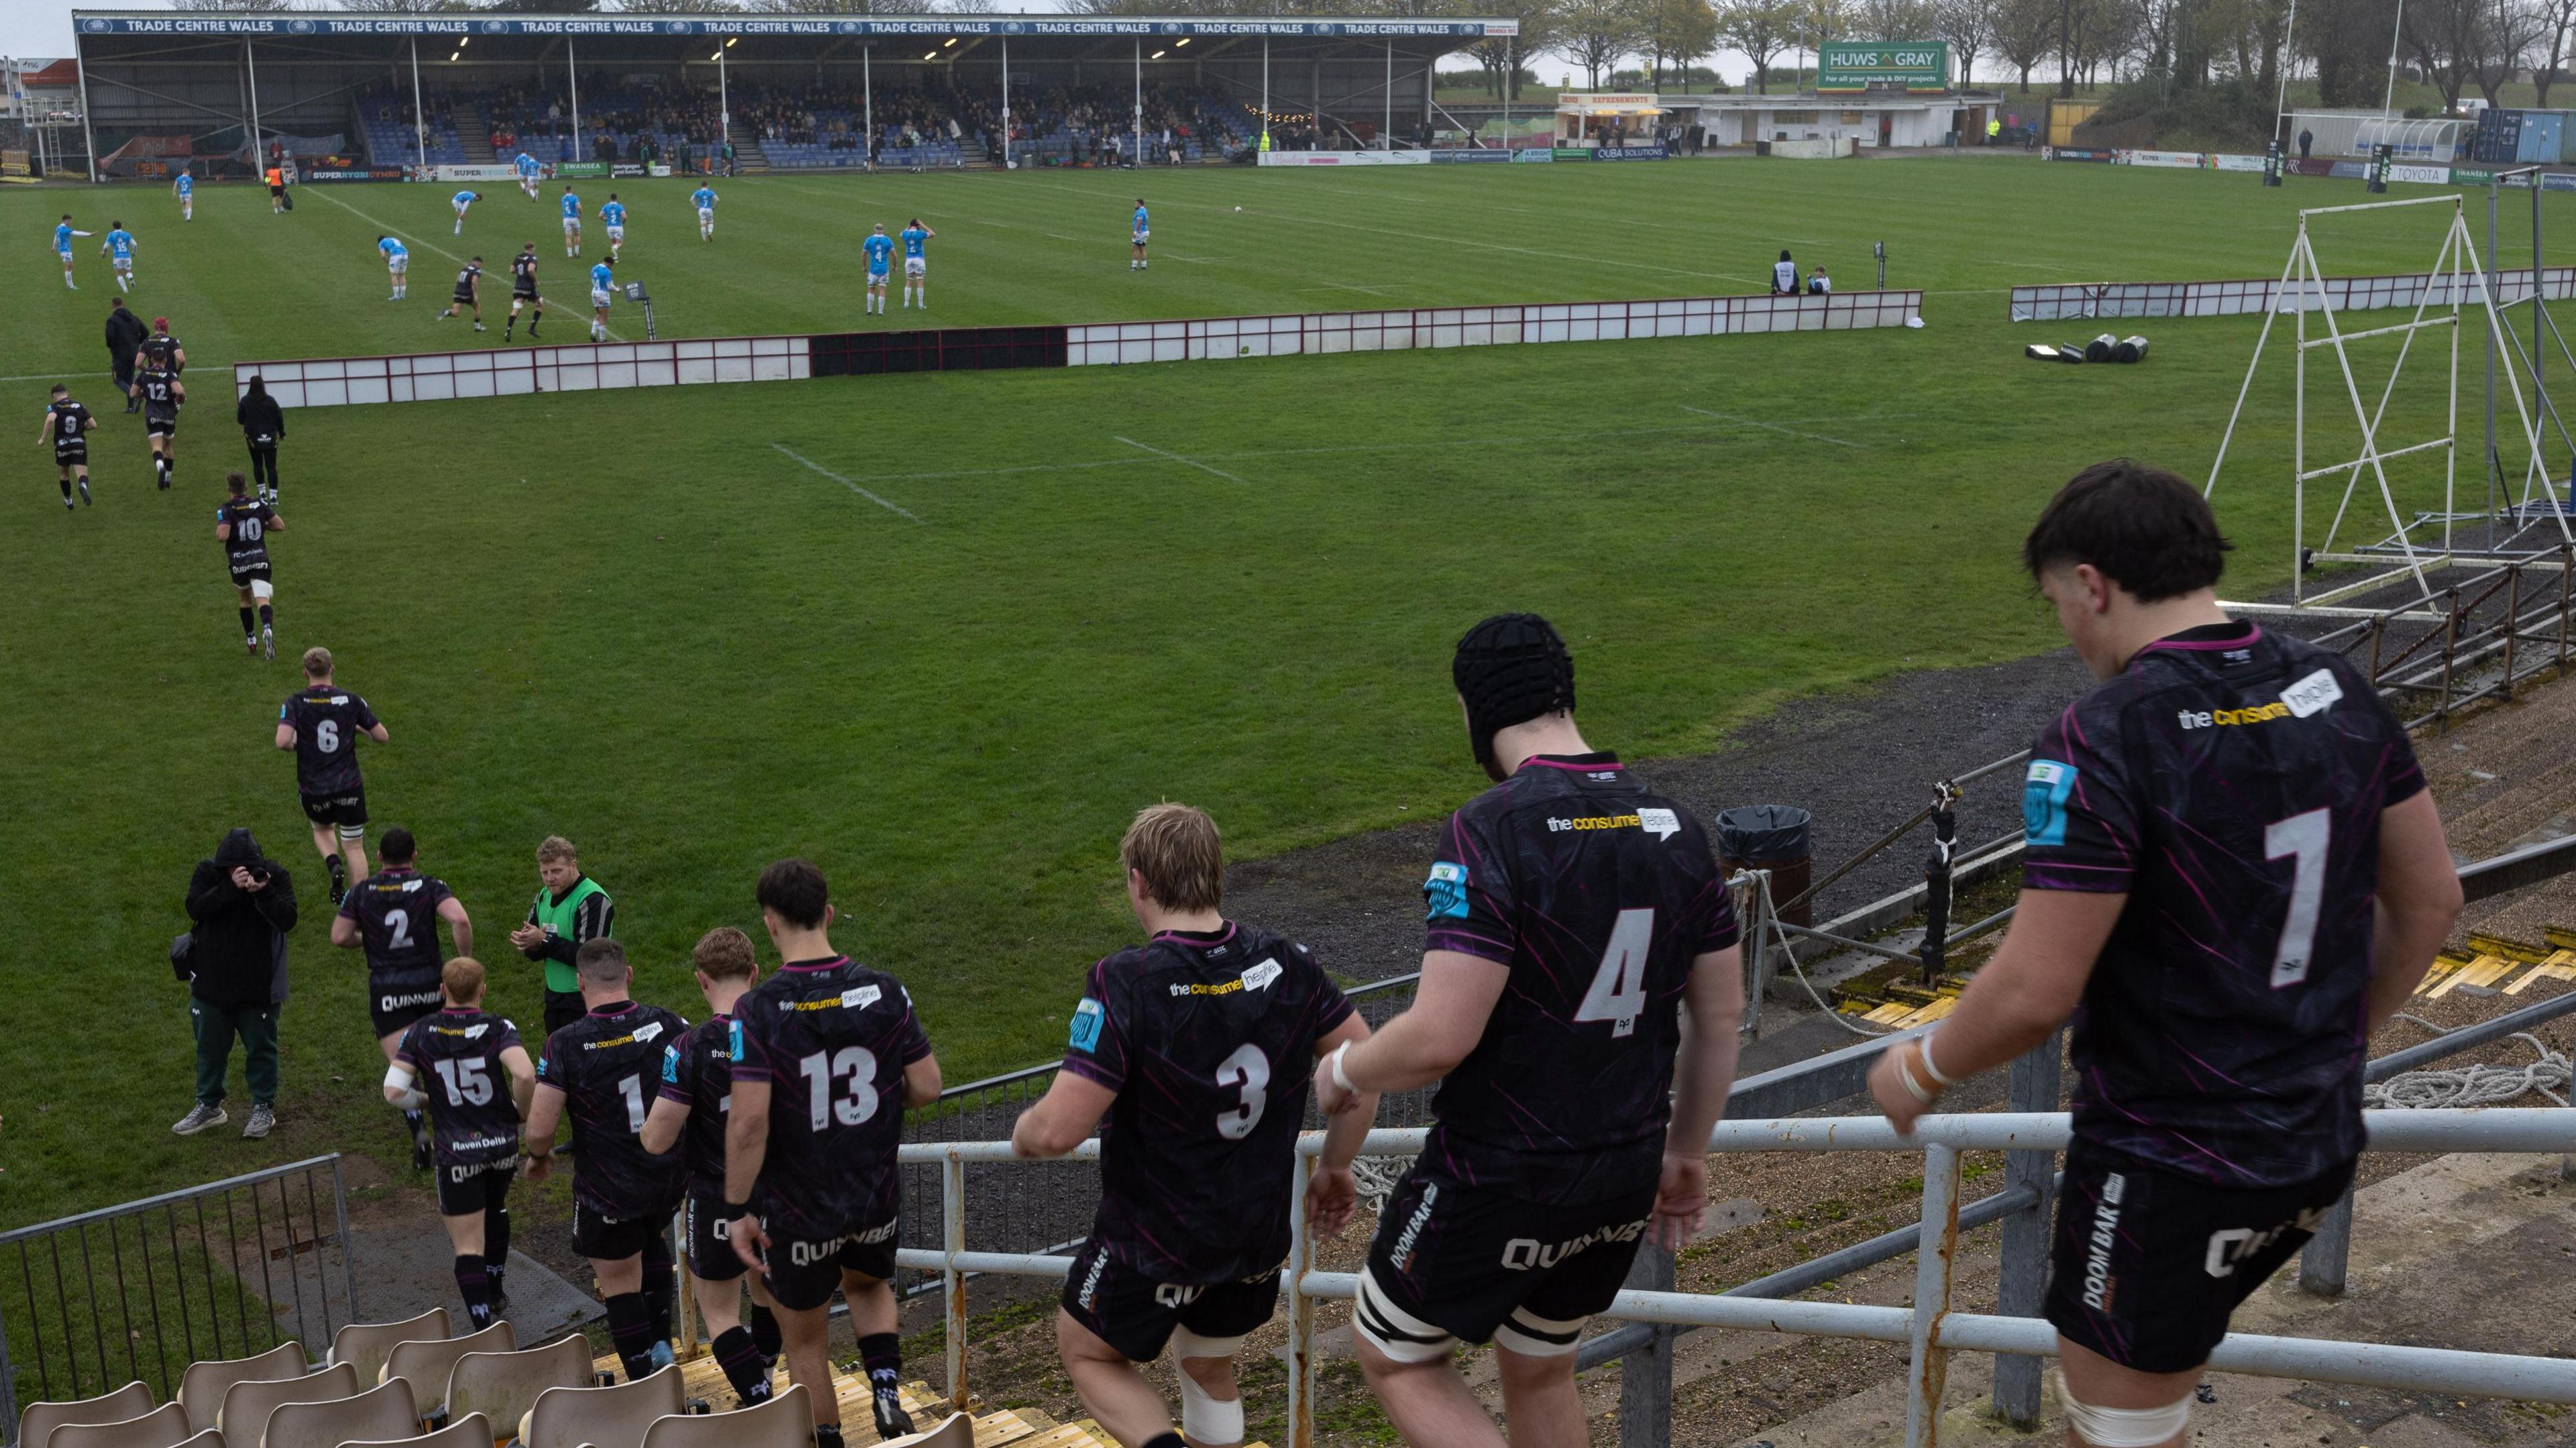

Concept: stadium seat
[[440, 1337, 588, 1447], [327, 1311, 450, 1388], [258, 1379, 417, 1448], [214, 1363, 359, 1446], [873, 1413, 973, 1448], [180, 1344, 307, 1433], [378, 1323, 512, 1414], [516, 1363, 682, 1448], [19, 1381, 155, 1448], [635, 1384, 810, 1448], [41, 1404, 190, 1448], [336, 1412, 489, 1448]]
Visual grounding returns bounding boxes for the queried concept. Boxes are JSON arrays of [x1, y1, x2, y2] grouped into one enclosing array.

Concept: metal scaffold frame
[[2205, 190, 2574, 620]]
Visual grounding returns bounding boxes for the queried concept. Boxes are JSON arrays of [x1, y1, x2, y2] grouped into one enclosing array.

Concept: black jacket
[[184, 829, 299, 1008], [238, 392, 286, 447], [104, 307, 148, 361]]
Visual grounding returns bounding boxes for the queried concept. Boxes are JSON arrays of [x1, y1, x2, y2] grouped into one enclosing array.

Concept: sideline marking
[[1116, 435, 1246, 484], [0, 370, 112, 384], [771, 443, 927, 522], [1678, 403, 1865, 450], [304, 186, 628, 342]]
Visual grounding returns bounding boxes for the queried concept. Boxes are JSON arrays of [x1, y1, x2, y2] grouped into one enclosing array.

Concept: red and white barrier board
[[234, 336, 808, 408], [1061, 290, 1921, 366]]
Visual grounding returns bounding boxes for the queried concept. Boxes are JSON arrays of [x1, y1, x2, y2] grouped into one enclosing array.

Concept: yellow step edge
[[2466, 932, 2553, 964]]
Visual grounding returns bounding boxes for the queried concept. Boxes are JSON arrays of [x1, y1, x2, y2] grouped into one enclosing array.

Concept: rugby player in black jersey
[[275, 647, 389, 903], [504, 245, 543, 342], [726, 860, 942, 1446], [215, 473, 278, 656], [335, 826, 474, 1167], [1315, 614, 1746, 1448], [1012, 804, 1379, 1448], [385, 958, 534, 1330], [524, 939, 689, 1381], [39, 384, 93, 509], [641, 927, 781, 1406], [1866, 461, 2463, 1448]]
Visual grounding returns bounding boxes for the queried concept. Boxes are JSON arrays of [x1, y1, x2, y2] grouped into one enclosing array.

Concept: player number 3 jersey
[[1421, 753, 1738, 1205], [731, 957, 931, 1239], [1062, 924, 1354, 1283], [2023, 622, 2426, 1188]]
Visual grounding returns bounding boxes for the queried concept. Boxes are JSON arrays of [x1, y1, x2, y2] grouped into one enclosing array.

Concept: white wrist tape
[[1894, 1054, 1936, 1105], [2053, 1372, 2193, 1447], [1918, 1035, 1960, 1089], [1328, 1043, 1355, 1096]]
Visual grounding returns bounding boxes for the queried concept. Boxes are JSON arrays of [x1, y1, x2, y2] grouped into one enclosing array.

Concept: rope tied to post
[[2364, 1031, 2570, 1109]]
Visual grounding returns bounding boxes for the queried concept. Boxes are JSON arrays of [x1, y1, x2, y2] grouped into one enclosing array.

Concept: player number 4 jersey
[[1062, 924, 1354, 1283], [731, 957, 931, 1239], [2023, 622, 2426, 1188], [1420, 753, 1739, 1205]]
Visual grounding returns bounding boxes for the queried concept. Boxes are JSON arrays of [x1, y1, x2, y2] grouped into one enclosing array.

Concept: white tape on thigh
[[1169, 1326, 1244, 1361], [1173, 1366, 1243, 1445], [339, 822, 366, 841], [1493, 1306, 1587, 1358], [1351, 1267, 1454, 1365], [2053, 1372, 2192, 1447], [250, 579, 274, 600]]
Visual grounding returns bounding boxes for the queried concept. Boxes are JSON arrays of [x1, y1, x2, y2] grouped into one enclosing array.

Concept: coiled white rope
[[2364, 1025, 2571, 1109]]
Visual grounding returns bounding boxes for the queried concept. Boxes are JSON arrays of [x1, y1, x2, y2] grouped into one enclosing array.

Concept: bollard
[[1616, 1245, 1676, 1448]]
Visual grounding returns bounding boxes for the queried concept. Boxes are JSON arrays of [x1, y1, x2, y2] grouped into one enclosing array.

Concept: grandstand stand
[[356, 85, 464, 167]]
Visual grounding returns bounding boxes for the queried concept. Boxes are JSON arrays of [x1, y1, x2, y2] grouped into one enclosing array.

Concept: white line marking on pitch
[[305, 186, 628, 341], [1116, 435, 1246, 484], [771, 443, 928, 522], [1678, 404, 1866, 450], [0, 370, 112, 384]]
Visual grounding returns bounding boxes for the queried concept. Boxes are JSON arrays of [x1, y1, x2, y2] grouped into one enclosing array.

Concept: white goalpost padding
[[2204, 193, 2573, 616]]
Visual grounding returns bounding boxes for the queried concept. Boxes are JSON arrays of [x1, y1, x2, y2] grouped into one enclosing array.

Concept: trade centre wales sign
[[73, 11, 1515, 38], [1817, 41, 1949, 93]]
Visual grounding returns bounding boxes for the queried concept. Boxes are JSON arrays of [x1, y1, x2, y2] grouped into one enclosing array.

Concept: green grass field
[[0, 156, 2538, 1229]]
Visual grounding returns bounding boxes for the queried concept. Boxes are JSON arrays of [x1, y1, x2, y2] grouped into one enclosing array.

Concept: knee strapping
[[1350, 1268, 1455, 1366], [2053, 1371, 2192, 1447], [1170, 1359, 1242, 1445]]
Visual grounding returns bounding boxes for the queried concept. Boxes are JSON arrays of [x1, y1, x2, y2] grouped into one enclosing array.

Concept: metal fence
[[894, 1109, 2576, 1448], [2300, 549, 2575, 731], [0, 1156, 358, 1443]]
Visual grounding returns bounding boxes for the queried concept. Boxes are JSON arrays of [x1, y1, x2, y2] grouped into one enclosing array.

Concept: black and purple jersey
[[1419, 753, 1739, 1206], [539, 1000, 688, 1219], [1062, 923, 1353, 1283], [731, 957, 930, 1238], [139, 370, 180, 424], [47, 400, 92, 459], [280, 684, 379, 797], [337, 866, 452, 995], [218, 496, 273, 573], [2022, 621, 2426, 1188], [657, 1012, 737, 1191], [398, 1007, 525, 1168]]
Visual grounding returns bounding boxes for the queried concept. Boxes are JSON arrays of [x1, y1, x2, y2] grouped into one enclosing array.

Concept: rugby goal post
[[2203, 191, 2574, 618]]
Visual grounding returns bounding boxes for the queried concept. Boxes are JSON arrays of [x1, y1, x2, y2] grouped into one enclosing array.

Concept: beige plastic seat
[[377, 1323, 513, 1414], [636, 1384, 811, 1448], [517, 1362, 682, 1448], [327, 1311, 451, 1388], [213, 1362, 359, 1447], [168, 1431, 225, 1448], [337, 1412, 490, 1448], [874, 1412, 974, 1448], [179, 1344, 307, 1433], [19, 1380, 154, 1448], [259, 1378, 417, 1448], [441, 1337, 589, 1447], [42, 1404, 191, 1448]]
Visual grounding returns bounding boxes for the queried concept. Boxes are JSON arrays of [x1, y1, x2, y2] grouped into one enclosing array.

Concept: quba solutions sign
[[1817, 41, 1949, 93]]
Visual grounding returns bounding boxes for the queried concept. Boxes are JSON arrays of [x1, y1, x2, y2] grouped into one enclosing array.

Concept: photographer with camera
[[176, 828, 299, 1139]]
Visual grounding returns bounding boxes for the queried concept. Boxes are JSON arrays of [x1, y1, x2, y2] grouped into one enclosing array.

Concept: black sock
[[641, 1235, 675, 1345], [814, 1428, 843, 1448], [712, 1326, 772, 1404], [258, 604, 272, 628], [604, 1292, 656, 1381], [403, 1109, 423, 1140], [749, 1303, 780, 1360], [485, 1204, 511, 1292], [237, 606, 256, 636], [58, 478, 71, 502], [859, 1331, 901, 1391], [1142, 1435, 1184, 1448], [453, 1256, 493, 1329]]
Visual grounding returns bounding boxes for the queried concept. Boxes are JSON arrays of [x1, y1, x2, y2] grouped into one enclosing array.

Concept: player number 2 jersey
[[2023, 622, 2426, 1188], [339, 867, 453, 989], [1421, 754, 1739, 1205], [280, 684, 378, 797], [731, 957, 930, 1239], [399, 1007, 525, 1168], [539, 1001, 689, 1219], [1062, 924, 1354, 1282]]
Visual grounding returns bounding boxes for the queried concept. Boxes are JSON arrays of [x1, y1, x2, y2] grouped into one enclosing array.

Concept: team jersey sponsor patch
[[1069, 996, 1105, 1051], [1424, 860, 1470, 920], [2023, 759, 2078, 847], [2281, 667, 2344, 718]]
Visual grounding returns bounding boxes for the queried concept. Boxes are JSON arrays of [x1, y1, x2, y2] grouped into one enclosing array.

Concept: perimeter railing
[[0, 1156, 358, 1442]]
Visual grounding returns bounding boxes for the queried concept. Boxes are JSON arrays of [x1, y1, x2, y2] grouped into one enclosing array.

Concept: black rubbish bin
[[1716, 805, 1814, 926]]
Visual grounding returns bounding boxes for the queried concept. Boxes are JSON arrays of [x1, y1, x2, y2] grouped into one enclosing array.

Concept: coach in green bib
[[508, 834, 615, 1042]]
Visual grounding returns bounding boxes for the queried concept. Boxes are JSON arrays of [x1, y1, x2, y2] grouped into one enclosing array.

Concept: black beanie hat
[[1452, 613, 1574, 776]]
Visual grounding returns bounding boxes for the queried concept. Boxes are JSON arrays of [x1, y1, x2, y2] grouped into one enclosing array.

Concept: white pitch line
[[0, 370, 113, 384], [1117, 435, 1246, 484], [771, 443, 927, 522], [304, 186, 628, 342], [1678, 403, 1865, 451]]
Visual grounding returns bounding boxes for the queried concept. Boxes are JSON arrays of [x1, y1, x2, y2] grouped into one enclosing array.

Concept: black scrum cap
[[1452, 613, 1574, 774]]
